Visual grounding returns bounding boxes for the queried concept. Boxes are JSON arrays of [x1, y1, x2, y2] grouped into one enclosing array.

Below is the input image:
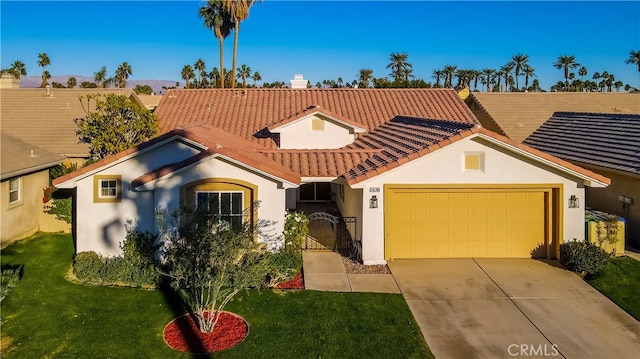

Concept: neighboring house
[[524, 112, 640, 247], [0, 88, 143, 163], [54, 89, 609, 264], [1, 132, 66, 246], [136, 94, 162, 112], [465, 92, 640, 142]]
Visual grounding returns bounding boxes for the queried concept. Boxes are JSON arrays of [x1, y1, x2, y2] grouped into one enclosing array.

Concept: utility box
[[585, 209, 625, 255]]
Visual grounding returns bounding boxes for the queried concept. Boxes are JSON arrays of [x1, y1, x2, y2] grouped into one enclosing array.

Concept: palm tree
[[209, 67, 220, 88], [578, 66, 588, 81], [522, 65, 536, 91], [442, 65, 457, 88], [605, 73, 615, 92], [592, 72, 601, 92], [9, 60, 26, 79], [387, 52, 413, 84], [252, 71, 261, 87], [67, 77, 77, 88], [358, 68, 374, 88], [115, 62, 132, 88], [509, 53, 529, 91], [431, 69, 444, 88], [495, 69, 504, 92], [37, 52, 51, 87], [94, 66, 109, 88], [499, 63, 514, 91], [224, 0, 258, 89], [237, 64, 251, 88], [625, 50, 640, 73], [181, 65, 195, 88], [553, 55, 580, 90], [200, 0, 233, 89], [614, 80, 624, 92], [194, 58, 207, 88], [481, 68, 494, 92]]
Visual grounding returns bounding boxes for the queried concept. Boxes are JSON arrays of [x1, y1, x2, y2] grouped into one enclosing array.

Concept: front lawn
[[0, 233, 432, 358], [586, 256, 640, 321]]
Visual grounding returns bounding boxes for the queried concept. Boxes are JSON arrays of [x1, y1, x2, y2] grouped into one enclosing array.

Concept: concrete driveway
[[388, 259, 640, 359]]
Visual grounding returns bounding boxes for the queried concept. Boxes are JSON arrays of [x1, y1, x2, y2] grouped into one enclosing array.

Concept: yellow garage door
[[385, 188, 547, 259]]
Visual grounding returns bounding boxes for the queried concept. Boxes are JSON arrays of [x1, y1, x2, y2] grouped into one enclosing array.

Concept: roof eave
[[0, 159, 64, 181]]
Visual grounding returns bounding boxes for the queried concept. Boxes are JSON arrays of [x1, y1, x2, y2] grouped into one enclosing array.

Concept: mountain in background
[[19, 75, 181, 95]]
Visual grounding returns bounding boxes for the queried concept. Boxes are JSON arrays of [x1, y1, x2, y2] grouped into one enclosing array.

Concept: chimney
[[289, 74, 308, 89]]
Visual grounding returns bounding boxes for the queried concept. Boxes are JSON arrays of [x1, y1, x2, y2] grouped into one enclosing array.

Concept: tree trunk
[[231, 22, 239, 89], [218, 36, 225, 89]]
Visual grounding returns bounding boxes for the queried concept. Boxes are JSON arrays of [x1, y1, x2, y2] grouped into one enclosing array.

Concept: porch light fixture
[[369, 195, 378, 209], [568, 195, 579, 208]]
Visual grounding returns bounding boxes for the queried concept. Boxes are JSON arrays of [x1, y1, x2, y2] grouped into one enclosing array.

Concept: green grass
[[586, 256, 640, 321], [0, 233, 432, 358]]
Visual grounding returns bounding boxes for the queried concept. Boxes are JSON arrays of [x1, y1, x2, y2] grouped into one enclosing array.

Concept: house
[[1, 132, 66, 246], [465, 92, 640, 142], [524, 112, 640, 247], [0, 88, 144, 164], [54, 88, 610, 264]]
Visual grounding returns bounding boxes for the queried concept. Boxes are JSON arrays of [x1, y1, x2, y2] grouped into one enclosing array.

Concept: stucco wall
[[350, 136, 589, 265], [276, 114, 356, 149], [585, 168, 639, 246], [73, 140, 201, 256], [334, 180, 363, 241], [1, 171, 48, 245], [153, 157, 290, 246]]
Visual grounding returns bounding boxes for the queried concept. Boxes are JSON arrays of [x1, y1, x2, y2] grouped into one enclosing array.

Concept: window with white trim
[[99, 179, 118, 198], [9, 178, 20, 204], [196, 191, 244, 230]]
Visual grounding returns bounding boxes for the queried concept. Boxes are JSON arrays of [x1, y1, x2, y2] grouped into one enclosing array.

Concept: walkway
[[302, 251, 400, 293]]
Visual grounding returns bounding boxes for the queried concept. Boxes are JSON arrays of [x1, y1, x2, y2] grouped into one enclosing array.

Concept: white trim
[[301, 176, 338, 182], [98, 178, 118, 199], [8, 177, 20, 204]]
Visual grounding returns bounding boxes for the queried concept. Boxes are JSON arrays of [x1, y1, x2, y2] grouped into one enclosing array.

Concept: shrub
[[264, 250, 303, 287], [73, 231, 160, 288], [283, 211, 309, 252], [0, 264, 23, 302], [560, 239, 610, 276]]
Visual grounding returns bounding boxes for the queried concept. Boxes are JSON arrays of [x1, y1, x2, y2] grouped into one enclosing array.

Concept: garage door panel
[[386, 188, 548, 259]]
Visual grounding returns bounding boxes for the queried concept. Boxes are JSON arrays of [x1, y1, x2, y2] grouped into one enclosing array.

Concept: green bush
[[0, 264, 23, 302], [73, 231, 160, 288], [560, 239, 610, 276], [264, 250, 303, 287]]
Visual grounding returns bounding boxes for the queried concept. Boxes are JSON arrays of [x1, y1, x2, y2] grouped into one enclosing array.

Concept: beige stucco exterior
[[585, 167, 639, 246], [1, 170, 69, 247], [349, 134, 597, 265]]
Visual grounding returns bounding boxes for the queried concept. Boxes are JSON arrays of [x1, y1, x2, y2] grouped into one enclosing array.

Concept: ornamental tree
[[74, 93, 159, 161], [157, 206, 273, 333]]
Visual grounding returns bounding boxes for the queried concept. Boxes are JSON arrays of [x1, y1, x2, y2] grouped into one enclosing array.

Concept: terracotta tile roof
[[259, 149, 382, 178], [154, 88, 479, 149], [466, 92, 640, 142], [266, 105, 367, 132], [524, 112, 640, 176], [1, 132, 65, 180], [54, 124, 300, 188], [1, 88, 139, 157]]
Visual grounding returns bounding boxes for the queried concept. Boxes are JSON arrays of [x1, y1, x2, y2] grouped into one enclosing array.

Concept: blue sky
[[2, 1, 639, 89]]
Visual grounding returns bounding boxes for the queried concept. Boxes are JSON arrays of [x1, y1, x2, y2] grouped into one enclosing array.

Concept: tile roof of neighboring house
[[466, 92, 640, 142], [523, 112, 640, 176], [136, 94, 162, 111], [0, 88, 140, 157], [154, 88, 479, 149], [1, 132, 65, 180]]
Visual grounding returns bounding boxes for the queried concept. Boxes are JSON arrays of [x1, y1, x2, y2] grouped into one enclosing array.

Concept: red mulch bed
[[163, 311, 248, 353], [275, 269, 304, 289]]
